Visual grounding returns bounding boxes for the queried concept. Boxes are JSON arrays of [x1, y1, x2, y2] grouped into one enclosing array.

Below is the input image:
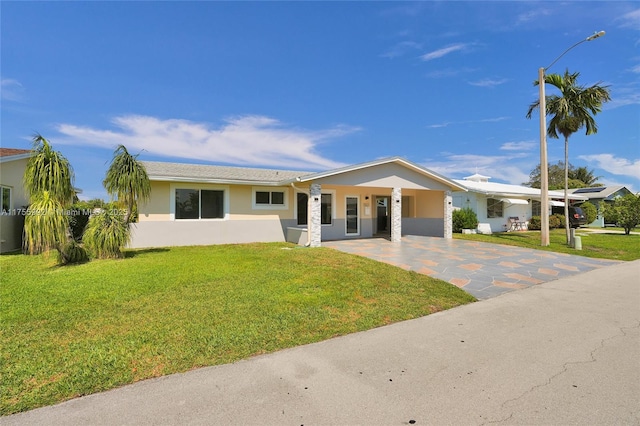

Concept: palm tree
[[24, 135, 74, 203], [569, 166, 602, 187], [103, 145, 151, 224], [23, 135, 86, 263], [526, 70, 611, 244]]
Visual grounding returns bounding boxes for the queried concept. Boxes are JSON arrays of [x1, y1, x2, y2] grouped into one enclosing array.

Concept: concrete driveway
[[324, 235, 621, 299]]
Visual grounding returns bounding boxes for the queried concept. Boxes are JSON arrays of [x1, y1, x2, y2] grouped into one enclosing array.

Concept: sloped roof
[[141, 161, 313, 185], [568, 186, 632, 199], [0, 148, 32, 162], [288, 157, 467, 191], [141, 157, 466, 191], [454, 179, 588, 200]]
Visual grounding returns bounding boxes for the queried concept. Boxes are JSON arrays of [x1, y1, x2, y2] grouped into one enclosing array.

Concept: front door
[[375, 196, 390, 235]]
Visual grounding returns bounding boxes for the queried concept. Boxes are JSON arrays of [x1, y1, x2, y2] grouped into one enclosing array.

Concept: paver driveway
[[324, 235, 621, 299]]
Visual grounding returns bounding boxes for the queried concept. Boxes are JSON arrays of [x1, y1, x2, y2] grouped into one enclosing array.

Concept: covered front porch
[[282, 157, 466, 247]]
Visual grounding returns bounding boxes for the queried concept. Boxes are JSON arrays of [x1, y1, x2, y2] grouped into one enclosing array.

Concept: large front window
[[487, 198, 503, 218], [296, 192, 333, 225], [175, 189, 224, 219]]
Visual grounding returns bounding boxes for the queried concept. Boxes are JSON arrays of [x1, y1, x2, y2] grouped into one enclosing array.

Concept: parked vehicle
[[552, 206, 588, 228]]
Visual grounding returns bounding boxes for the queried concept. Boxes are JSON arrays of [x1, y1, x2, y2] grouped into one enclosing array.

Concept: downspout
[[291, 181, 311, 247]]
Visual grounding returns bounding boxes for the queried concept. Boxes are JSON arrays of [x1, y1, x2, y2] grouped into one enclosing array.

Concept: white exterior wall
[[452, 192, 532, 233]]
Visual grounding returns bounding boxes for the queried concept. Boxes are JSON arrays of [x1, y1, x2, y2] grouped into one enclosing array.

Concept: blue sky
[[2, 1, 639, 200]]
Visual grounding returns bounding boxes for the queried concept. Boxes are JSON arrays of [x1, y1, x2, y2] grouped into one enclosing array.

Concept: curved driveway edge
[[3, 260, 638, 425], [324, 236, 621, 299]]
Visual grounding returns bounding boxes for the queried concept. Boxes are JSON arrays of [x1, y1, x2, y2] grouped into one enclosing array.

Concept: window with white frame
[[175, 188, 224, 219], [487, 198, 504, 218], [321, 193, 332, 225], [531, 200, 541, 217], [252, 188, 287, 209], [1, 186, 10, 212]]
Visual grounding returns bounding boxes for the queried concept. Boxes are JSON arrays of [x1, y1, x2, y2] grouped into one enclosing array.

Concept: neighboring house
[[568, 186, 634, 227], [452, 173, 587, 233], [0, 148, 32, 253], [131, 157, 467, 248]]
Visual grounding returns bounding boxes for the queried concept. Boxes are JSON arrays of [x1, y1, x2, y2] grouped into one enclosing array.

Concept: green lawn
[[453, 228, 640, 261], [0, 243, 475, 415]]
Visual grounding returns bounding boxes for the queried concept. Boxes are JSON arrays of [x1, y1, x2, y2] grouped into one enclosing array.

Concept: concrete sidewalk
[[3, 261, 639, 425]]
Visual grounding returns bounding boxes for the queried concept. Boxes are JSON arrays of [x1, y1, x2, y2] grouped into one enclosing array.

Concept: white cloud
[[56, 115, 358, 170], [468, 78, 509, 88], [1, 78, 25, 102], [578, 154, 640, 180], [381, 41, 422, 59], [515, 9, 551, 25], [423, 153, 531, 185], [420, 43, 469, 61], [500, 141, 537, 151], [630, 64, 640, 73], [618, 8, 640, 29], [426, 116, 509, 128], [424, 67, 478, 79]]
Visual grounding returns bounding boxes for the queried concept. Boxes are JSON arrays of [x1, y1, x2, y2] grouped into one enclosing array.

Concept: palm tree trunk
[[564, 136, 570, 245]]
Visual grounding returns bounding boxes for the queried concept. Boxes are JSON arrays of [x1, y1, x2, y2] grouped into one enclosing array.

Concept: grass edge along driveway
[[1, 242, 475, 415]]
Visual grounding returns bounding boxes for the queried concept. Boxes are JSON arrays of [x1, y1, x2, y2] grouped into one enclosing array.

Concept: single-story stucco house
[[0, 148, 32, 253], [452, 173, 587, 233], [568, 186, 634, 227], [130, 157, 467, 248]]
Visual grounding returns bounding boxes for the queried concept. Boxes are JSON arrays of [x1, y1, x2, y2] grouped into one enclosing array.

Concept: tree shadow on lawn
[[124, 247, 170, 258]]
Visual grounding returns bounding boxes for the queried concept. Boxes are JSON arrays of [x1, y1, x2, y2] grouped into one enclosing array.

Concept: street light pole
[[537, 30, 605, 247]]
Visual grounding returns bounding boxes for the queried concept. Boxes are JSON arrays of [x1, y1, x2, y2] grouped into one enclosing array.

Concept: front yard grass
[[0, 243, 475, 415], [453, 228, 640, 261]]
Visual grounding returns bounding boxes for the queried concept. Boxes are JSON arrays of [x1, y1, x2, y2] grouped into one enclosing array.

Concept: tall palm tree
[[527, 70, 611, 244], [569, 166, 602, 187], [23, 135, 86, 263], [103, 145, 151, 224]]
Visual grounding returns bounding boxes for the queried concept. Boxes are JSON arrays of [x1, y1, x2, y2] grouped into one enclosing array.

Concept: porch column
[[391, 187, 402, 243], [444, 190, 453, 239], [309, 183, 322, 247]]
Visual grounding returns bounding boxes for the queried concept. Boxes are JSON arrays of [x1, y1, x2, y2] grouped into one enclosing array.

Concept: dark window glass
[[321, 193, 332, 225], [346, 197, 358, 234], [271, 191, 284, 205], [297, 193, 308, 225], [1, 187, 10, 212], [201, 190, 224, 218], [176, 189, 199, 219], [256, 191, 270, 204]]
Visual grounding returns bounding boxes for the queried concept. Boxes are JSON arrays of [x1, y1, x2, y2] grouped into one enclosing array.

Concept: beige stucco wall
[[415, 190, 444, 218], [139, 181, 297, 221], [0, 157, 30, 253], [0, 157, 30, 208]]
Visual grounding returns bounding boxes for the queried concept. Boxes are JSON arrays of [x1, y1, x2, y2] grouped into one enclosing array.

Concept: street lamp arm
[[544, 31, 605, 71]]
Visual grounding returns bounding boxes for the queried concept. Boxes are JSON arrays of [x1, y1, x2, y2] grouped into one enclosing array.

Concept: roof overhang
[[147, 175, 287, 186], [500, 198, 529, 205], [0, 153, 32, 163], [283, 157, 467, 191]]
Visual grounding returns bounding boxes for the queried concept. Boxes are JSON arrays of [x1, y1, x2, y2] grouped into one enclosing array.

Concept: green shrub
[[83, 207, 130, 259], [59, 240, 89, 264], [550, 214, 565, 229], [452, 208, 479, 233], [580, 202, 597, 225], [528, 216, 541, 230]]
